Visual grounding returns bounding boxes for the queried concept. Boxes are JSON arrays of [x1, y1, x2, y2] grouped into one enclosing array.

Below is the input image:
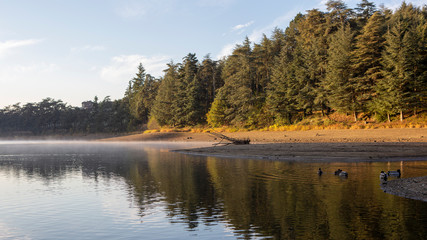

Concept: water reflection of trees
[[2, 146, 427, 239], [136, 156, 427, 239], [146, 151, 221, 230]]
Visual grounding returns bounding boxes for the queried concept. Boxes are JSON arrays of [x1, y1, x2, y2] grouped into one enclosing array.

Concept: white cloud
[[0, 39, 42, 56], [215, 42, 237, 60], [100, 54, 171, 82], [248, 10, 297, 43], [232, 20, 255, 33], [71, 45, 105, 53], [117, 3, 147, 18], [0, 62, 59, 83]]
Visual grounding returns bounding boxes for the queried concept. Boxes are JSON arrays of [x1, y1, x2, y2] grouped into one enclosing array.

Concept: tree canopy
[[1, 1, 425, 135]]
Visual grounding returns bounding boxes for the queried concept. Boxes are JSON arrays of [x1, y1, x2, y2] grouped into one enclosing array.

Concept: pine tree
[[210, 37, 256, 127], [206, 91, 229, 127], [323, 23, 356, 115], [266, 15, 302, 124], [266, 48, 297, 124], [179, 53, 202, 126], [198, 55, 224, 116], [296, 9, 328, 116], [350, 11, 385, 119], [127, 63, 146, 123], [152, 62, 178, 126], [325, 0, 354, 34], [373, 3, 427, 121], [355, 0, 376, 28]]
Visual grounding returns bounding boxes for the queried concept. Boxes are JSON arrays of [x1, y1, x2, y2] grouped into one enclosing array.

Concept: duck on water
[[380, 171, 388, 180], [388, 169, 401, 177], [334, 169, 348, 177]]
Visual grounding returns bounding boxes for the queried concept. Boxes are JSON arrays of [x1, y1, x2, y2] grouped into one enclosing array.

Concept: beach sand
[[102, 128, 427, 143]]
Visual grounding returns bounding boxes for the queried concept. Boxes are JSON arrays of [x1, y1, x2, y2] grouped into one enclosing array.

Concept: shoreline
[[100, 128, 427, 163]]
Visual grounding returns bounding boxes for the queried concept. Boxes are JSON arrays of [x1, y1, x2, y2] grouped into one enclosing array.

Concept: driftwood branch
[[209, 132, 250, 146]]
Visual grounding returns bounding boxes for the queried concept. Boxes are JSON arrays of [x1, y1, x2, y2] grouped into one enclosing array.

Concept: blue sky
[[0, 0, 424, 107]]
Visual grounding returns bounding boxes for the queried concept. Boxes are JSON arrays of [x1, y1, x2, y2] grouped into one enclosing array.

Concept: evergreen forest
[[0, 1, 426, 135]]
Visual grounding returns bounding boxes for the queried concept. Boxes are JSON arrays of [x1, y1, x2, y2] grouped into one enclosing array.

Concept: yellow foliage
[[141, 112, 425, 133]]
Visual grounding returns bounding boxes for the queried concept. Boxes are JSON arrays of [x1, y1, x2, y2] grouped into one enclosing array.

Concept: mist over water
[[0, 141, 426, 239]]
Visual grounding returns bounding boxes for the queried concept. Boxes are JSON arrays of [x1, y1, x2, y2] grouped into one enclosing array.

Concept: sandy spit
[[381, 176, 427, 202], [174, 142, 427, 162]]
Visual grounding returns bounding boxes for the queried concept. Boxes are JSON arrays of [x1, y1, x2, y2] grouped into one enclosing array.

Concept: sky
[[0, 0, 424, 107]]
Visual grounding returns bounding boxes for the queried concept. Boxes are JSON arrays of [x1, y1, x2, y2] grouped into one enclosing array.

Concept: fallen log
[[209, 132, 250, 146]]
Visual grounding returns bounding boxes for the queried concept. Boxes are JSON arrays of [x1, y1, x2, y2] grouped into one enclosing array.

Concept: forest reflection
[[1, 142, 426, 239]]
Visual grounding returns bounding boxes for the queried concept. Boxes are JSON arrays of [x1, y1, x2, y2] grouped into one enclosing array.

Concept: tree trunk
[[353, 111, 357, 122], [387, 113, 391, 123], [400, 110, 403, 122]]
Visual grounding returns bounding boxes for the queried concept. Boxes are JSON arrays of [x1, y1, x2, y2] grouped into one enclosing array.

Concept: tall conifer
[[152, 62, 178, 126], [324, 24, 356, 116], [374, 3, 427, 121], [350, 11, 385, 119]]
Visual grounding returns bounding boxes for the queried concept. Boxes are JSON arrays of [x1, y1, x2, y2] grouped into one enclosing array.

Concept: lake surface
[[0, 141, 426, 239]]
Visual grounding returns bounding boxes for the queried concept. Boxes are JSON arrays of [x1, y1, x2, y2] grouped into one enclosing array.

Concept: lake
[[0, 141, 426, 239]]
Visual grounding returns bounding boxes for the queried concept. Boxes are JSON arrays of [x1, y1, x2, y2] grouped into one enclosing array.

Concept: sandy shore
[[102, 128, 427, 143]]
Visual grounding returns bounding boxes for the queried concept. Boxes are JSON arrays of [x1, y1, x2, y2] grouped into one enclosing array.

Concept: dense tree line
[[206, 0, 426, 127], [150, 1, 426, 127], [0, 1, 425, 135], [0, 97, 132, 135]]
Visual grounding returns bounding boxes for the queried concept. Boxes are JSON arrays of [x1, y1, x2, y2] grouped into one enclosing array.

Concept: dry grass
[[143, 112, 426, 134]]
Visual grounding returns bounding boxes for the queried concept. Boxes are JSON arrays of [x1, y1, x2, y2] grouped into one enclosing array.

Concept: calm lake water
[[0, 141, 426, 240]]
